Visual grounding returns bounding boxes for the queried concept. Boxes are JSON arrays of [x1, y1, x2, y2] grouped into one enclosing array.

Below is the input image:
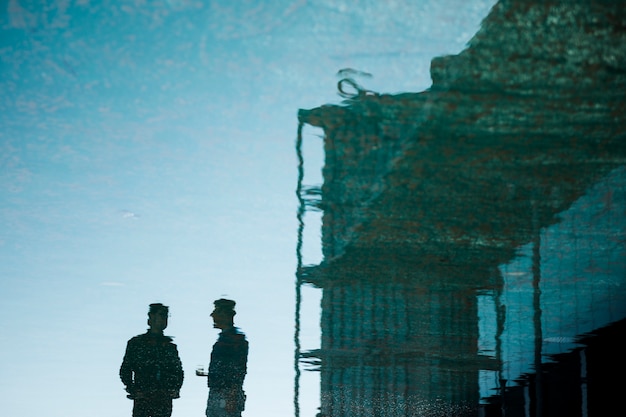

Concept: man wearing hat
[[202, 298, 248, 417], [120, 303, 184, 417]]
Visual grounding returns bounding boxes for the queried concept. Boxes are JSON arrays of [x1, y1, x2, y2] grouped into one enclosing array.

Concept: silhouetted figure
[[202, 298, 248, 417], [120, 303, 184, 417]]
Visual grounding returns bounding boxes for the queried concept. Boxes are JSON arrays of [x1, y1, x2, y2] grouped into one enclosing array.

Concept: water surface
[[1, 1, 624, 417]]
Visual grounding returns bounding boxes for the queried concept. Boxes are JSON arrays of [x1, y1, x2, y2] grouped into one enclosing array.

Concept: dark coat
[[120, 331, 184, 397], [208, 327, 248, 390]]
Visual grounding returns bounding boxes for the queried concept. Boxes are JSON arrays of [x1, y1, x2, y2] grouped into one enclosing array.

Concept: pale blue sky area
[[0, 1, 497, 416]]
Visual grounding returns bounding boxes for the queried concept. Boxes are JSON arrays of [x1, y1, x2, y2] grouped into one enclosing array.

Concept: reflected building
[[295, 0, 626, 416]]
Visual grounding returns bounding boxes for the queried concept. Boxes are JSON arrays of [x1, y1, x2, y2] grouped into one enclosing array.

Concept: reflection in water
[[120, 303, 184, 417], [202, 299, 249, 417], [295, 1, 625, 416]]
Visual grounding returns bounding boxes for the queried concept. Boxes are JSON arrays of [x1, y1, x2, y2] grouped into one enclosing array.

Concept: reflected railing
[[295, 126, 625, 416]]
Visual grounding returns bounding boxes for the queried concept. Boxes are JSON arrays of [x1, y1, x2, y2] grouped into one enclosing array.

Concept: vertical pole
[[295, 121, 305, 417], [580, 349, 588, 417], [494, 267, 506, 414], [532, 200, 543, 417]]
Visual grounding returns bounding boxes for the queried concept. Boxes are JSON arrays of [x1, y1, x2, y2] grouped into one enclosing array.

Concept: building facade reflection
[[295, 0, 626, 415]]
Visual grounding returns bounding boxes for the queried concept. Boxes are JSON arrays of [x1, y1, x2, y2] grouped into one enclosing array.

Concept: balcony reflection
[[295, 1, 626, 415]]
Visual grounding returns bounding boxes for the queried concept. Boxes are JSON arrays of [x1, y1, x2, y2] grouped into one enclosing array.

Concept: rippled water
[[1, 1, 625, 417]]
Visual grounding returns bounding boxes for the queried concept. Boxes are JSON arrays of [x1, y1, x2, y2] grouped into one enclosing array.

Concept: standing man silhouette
[[203, 298, 248, 417], [120, 303, 184, 417]]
